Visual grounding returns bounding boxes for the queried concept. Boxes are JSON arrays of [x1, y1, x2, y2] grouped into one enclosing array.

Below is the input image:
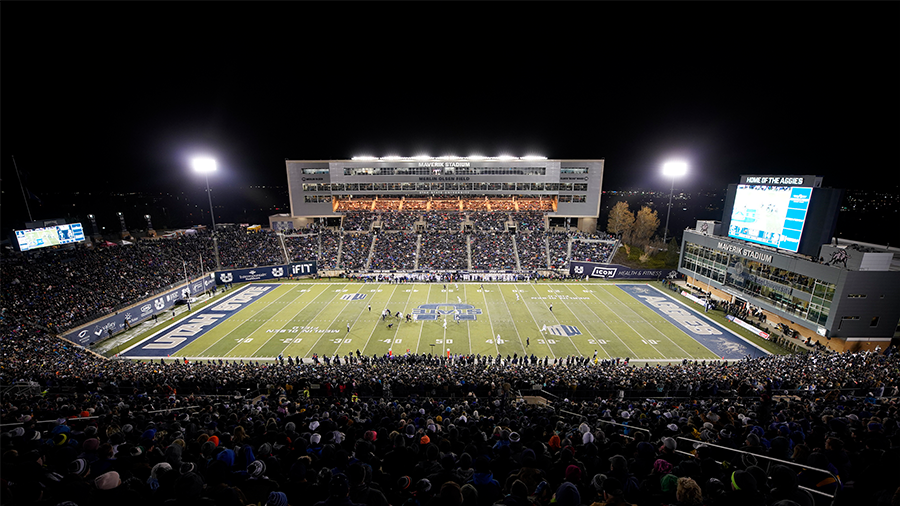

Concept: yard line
[[524, 284, 582, 359], [519, 284, 556, 359], [557, 284, 642, 359], [480, 285, 501, 356], [565, 284, 671, 359], [246, 283, 343, 358], [603, 284, 719, 359], [414, 284, 438, 354], [539, 283, 611, 359], [497, 284, 527, 354], [357, 283, 401, 357], [300, 283, 356, 358], [192, 284, 298, 357]]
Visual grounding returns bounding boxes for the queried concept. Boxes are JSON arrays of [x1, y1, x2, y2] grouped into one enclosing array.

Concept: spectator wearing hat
[[508, 448, 547, 494], [348, 462, 389, 506], [313, 473, 362, 506], [726, 470, 764, 506], [467, 456, 501, 506], [592, 476, 634, 506]]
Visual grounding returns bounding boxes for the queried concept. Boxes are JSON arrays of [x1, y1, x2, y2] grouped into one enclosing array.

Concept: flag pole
[[12, 156, 34, 222]]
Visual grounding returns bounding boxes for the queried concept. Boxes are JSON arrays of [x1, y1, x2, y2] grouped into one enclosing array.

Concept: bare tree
[[632, 206, 660, 248], [606, 201, 635, 240]]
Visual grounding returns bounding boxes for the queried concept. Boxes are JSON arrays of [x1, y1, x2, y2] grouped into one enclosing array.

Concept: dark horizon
[[2, 2, 898, 243]]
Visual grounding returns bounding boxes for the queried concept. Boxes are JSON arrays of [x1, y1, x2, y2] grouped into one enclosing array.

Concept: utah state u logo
[[413, 303, 482, 321]]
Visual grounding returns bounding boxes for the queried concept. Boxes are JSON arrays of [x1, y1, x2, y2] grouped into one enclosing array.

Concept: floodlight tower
[[192, 157, 221, 271], [662, 161, 688, 245]]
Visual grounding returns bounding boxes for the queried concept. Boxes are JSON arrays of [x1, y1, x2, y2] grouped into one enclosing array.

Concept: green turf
[[132, 281, 769, 362]]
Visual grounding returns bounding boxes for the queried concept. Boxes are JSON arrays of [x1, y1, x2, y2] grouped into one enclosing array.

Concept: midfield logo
[[412, 303, 482, 321], [341, 293, 367, 301], [546, 324, 582, 337]]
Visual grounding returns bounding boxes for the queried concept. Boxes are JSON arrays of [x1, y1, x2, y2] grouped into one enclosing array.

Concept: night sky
[[2, 2, 898, 233]]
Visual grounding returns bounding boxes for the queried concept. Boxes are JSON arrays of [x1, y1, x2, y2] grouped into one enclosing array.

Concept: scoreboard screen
[[728, 185, 812, 253], [15, 223, 85, 252]]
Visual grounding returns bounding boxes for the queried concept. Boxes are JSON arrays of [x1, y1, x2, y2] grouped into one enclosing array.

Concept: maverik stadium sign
[[569, 261, 673, 280], [216, 261, 316, 285]]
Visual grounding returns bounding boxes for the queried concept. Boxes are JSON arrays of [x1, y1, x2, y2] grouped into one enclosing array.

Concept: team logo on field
[[547, 325, 582, 337], [412, 303, 482, 321], [341, 293, 367, 301]]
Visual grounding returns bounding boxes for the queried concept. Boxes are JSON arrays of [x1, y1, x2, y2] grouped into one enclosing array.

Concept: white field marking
[[333, 283, 397, 357], [258, 283, 341, 358], [524, 283, 583, 356], [541, 283, 611, 359], [357, 283, 402, 357], [600, 284, 713, 359], [308, 283, 378, 358], [234, 284, 331, 358], [579, 284, 672, 359], [415, 284, 439, 354], [643, 283, 770, 356], [300, 283, 357, 358], [498, 283, 528, 354], [564, 283, 642, 359], [466, 285, 472, 355], [192, 284, 299, 357], [519, 283, 557, 359], [481, 284, 501, 356]]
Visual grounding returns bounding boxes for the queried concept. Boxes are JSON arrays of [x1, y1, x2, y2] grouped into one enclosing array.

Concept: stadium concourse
[[2, 211, 899, 506]]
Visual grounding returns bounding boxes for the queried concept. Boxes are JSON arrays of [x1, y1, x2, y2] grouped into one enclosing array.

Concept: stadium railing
[[674, 436, 838, 506]]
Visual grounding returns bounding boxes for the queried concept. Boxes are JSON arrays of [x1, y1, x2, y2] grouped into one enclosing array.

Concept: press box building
[[272, 157, 604, 233]]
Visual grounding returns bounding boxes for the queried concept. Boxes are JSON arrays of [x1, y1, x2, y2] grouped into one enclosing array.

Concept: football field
[[121, 282, 768, 362]]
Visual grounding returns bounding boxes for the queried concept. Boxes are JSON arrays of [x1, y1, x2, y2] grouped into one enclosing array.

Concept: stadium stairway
[[335, 234, 344, 268], [512, 235, 522, 271], [414, 234, 422, 270], [466, 234, 473, 270], [364, 233, 376, 270], [566, 236, 573, 266], [544, 234, 551, 269]]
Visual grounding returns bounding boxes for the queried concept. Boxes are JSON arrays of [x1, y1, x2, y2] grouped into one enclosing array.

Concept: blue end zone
[[121, 284, 279, 358], [616, 284, 768, 359]]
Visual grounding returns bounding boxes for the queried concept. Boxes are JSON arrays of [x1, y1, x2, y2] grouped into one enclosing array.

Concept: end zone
[[617, 284, 768, 359], [120, 284, 279, 358]]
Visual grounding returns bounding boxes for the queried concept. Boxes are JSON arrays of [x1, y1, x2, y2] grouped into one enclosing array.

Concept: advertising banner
[[569, 261, 673, 280], [63, 275, 216, 346], [215, 261, 317, 285]]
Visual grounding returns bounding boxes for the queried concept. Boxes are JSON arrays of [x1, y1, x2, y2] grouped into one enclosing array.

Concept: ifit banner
[[215, 261, 317, 285], [569, 261, 673, 280]]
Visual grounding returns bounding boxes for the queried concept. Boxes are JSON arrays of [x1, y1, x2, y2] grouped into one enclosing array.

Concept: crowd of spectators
[[1, 320, 898, 506], [335, 199, 375, 212], [370, 234, 418, 271], [373, 200, 403, 211], [319, 232, 341, 270], [570, 241, 615, 265], [343, 213, 377, 232], [284, 235, 319, 264], [462, 199, 491, 212], [426, 213, 464, 232], [511, 212, 545, 233], [432, 200, 462, 211], [380, 213, 419, 232], [339, 235, 374, 271], [491, 199, 516, 211], [418, 233, 469, 271], [516, 199, 553, 211], [469, 213, 508, 233], [515, 234, 548, 270], [547, 234, 570, 270], [470, 234, 516, 270]]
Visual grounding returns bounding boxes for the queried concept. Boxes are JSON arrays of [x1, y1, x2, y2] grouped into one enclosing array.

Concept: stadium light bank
[[351, 155, 548, 161]]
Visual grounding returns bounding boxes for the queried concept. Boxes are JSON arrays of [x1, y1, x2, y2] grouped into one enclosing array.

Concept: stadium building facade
[[276, 157, 604, 233], [678, 175, 900, 353]]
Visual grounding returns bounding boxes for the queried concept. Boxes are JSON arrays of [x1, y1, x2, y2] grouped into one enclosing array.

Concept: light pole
[[192, 157, 222, 271], [662, 161, 688, 245]]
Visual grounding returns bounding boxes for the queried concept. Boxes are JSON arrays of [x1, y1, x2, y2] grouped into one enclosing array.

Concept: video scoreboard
[[15, 223, 85, 252]]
